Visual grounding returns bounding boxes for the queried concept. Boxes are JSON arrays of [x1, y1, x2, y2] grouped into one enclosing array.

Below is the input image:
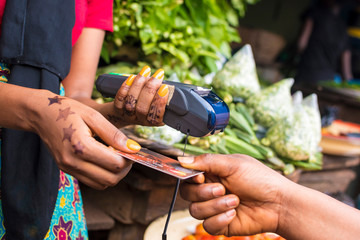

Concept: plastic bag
[[245, 78, 294, 128], [211, 44, 261, 99], [264, 93, 321, 161], [134, 125, 185, 146]]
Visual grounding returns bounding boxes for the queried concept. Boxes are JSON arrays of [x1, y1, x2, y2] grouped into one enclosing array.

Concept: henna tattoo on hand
[[116, 95, 125, 102], [147, 105, 161, 124], [48, 96, 65, 106], [56, 107, 75, 121], [62, 124, 76, 142], [72, 141, 84, 155], [124, 95, 137, 116]]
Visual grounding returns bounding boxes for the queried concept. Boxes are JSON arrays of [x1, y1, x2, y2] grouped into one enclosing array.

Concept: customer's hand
[[109, 65, 169, 127], [32, 92, 140, 190], [179, 154, 292, 237]]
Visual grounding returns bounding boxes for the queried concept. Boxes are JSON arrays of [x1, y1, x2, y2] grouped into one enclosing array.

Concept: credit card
[[115, 148, 203, 179]]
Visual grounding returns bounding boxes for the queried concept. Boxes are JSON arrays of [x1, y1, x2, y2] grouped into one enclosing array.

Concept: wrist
[[25, 89, 58, 133], [276, 179, 301, 237], [0, 84, 55, 132]]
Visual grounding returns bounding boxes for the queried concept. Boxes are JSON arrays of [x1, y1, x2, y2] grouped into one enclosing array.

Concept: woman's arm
[[62, 27, 169, 128], [341, 49, 353, 81], [0, 82, 140, 189], [297, 18, 313, 54], [61, 27, 105, 107]]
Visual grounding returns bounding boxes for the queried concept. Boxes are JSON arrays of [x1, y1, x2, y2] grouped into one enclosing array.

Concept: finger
[[114, 74, 136, 115], [178, 154, 248, 178], [184, 173, 205, 184], [70, 135, 135, 173], [180, 182, 225, 202], [136, 69, 164, 124], [64, 156, 132, 190], [146, 84, 169, 126], [72, 174, 106, 190], [189, 194, 239, 220], [202, 210, 237, 236], [124, 65, 151, 117], [83, 109, 141, 153]]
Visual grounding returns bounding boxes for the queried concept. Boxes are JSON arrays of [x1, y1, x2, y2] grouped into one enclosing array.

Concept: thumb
[[86, 112, 141, 153], [178, 154, 236, 178]]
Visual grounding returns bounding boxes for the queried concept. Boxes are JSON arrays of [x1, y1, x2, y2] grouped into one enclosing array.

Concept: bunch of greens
[[103, 0, 259, 82]]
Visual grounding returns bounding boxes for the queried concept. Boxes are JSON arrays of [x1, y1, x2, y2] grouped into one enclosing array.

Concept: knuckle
[[115, 93, 126, 102], [87, 109, 100, 120], [135, 104, 148, 116], [104, 176, 119, 187], [202, 222, 215, 235], [143, 81, 159, 95], [114, 98, 124, 109], [60, 156, 77, 170], [94, 184, 108, 191], [132, 78, 146, 88], [189, 203, 201, 218], [112, 130, 126, 144], [113, 162, 125, 172]]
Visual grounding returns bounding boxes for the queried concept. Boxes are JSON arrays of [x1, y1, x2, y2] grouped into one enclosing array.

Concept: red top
[[0, 0, 113, 46]]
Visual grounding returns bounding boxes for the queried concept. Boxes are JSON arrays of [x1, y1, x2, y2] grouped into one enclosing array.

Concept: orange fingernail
[[125, 74, 136, 86], [139, 65, 151, 77], [126, 139, 141, 151], [152, 69, 164, 80], [157, 84, 168, 97]]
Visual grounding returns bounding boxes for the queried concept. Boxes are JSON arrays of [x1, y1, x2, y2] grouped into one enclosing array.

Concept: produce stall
[[81, 1, 360, 239], [293, 82, 360, 125], [81, 44, 360, 240]]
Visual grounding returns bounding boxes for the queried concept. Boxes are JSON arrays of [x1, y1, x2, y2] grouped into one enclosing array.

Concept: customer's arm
[[179, 154, 360, 239]]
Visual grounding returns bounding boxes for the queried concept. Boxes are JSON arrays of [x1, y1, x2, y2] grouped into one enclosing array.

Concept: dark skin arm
[[0, 83, 140, 190], [179, 154, 360, 239]]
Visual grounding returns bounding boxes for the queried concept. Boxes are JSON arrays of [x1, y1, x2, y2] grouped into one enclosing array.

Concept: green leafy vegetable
[[104, 0, 258, 82]]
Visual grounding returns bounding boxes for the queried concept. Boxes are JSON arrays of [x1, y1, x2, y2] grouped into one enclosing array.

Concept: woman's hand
[[106, 65, 169, 128], [32, 91, 141, 190], [179, 154, 291, 237]]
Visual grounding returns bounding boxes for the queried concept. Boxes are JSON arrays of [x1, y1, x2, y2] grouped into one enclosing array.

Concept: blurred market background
[[82, 0, 360, 239]]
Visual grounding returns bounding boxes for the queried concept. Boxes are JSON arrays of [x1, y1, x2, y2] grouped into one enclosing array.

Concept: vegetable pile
[[171, 45, 323, 175], [102, 0, 259, 82], [102, 43, 323, 176]]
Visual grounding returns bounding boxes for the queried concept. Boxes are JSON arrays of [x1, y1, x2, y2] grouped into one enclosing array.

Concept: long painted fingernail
[[152, 69, 164, 80], [178, 156, 194, 164], [126, 139, 141, 151], [157, 84, 168, 97], [139, 65, 151, 77], [125, 74, 136, 86]]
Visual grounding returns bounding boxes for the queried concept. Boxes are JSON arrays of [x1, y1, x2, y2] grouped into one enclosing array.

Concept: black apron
[[0, 0, 74, 239]]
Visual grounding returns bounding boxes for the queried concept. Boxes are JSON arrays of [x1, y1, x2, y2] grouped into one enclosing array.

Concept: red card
[[115, 148, 203, 179]]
